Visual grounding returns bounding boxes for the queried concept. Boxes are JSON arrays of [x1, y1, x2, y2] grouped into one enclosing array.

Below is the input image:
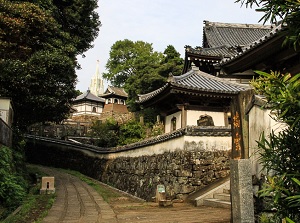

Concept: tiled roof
[[74, 90, 105, 103], [102, 86, 128, 98], [203, 21, 272, 48], [138, 68, 247, 103], [186, 45, 236, 58], [112, 126, 232, 152], [218, 24, 284, 66]]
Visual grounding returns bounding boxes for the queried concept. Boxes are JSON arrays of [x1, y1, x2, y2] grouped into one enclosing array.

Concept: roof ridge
[[173, 69, 248, 90], [172, 69, 194, 82], [193, 70, 249, 89], [204, 20, 272, 29], [218, 24, 284, 66]]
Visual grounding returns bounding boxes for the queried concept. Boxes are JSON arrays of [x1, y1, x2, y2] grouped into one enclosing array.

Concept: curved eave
[[138, 83, 170, 105], [101, 93, 128, 100], [183, 51, 222, 74], [73, 98, 105, 103], [171, 82, 242, 96], [219, 26, 287, 73]]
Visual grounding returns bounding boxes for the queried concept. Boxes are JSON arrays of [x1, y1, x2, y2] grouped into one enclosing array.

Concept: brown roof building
[[101, 86, 128, 114]]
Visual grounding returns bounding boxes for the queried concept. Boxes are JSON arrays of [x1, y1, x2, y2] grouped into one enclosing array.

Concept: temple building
[[183, 21, 273, 83], [101, 86, 128, 114], [89, 60, 104, 97], [139, 20, 300, 135], [138, 65, 247, 133], [71, 90, 105, 120]]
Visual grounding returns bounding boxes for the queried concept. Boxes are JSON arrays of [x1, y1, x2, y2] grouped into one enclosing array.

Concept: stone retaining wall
[[102, 149, 230, 201], [25, 127, 231, 201]]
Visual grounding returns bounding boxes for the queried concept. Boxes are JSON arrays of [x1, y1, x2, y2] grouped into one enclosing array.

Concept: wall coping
[[25, 126, 231, 154]]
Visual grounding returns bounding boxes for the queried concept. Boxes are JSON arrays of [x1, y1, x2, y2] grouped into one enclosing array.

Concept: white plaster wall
[[249, 105, 285, 177], [184, 135, 231, 151], [165, 111, 181, 133], [107, 136, 186, 159], [187, 110, 226, 126], [0, 99, 10, 110], [0, 98, 12, 125], [97, 135, 231, 159], [72, 102, 103, 116]]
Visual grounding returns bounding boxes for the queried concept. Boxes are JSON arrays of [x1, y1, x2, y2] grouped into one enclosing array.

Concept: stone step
[[214, 193, 231, 202], [223, 188, 230, 194], [203, 198, 231, 209]]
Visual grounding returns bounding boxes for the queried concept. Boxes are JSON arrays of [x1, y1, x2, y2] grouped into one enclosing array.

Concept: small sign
[[157, 184, 165, 193]]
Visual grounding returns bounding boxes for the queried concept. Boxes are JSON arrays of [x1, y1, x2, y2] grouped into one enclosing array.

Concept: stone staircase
[[187, 177, 231, 209], [202, 187, 231, 209]]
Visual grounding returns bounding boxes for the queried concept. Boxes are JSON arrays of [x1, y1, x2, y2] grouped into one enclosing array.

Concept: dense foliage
[[251, 71, 300, 222], [103, 40, 183, 111], [88, 117, 164, 147], [236, 0, 300, 48], [0, 0, 100, 129], [118, 120, 147, 145], [0, 145, 27, 213], [88, 118, 119, 147]]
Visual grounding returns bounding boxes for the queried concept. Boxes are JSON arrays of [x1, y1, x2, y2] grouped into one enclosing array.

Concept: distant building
[[89, 60, 104, 97], [101, 86, 128, 114], [70, 86, 129, 123], [71, 90, 105, 119]]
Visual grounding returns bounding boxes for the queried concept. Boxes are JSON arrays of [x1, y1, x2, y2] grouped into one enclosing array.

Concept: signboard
[[157, 184, 165, 193]]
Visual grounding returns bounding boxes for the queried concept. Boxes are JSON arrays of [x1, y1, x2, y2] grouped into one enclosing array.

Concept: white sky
[[75, 0, 266, 92]]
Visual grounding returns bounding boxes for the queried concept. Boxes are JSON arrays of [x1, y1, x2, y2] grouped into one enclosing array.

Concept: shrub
[[118, 120, 146, 145], [252, 71, 300, 222], [0, 146, 27, 210]]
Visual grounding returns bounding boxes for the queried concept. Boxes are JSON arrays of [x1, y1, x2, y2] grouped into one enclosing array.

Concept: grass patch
[[62, 169, 121, 203], [1, 166, 56, 223]]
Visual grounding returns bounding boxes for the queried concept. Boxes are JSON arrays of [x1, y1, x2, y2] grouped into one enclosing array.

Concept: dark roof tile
[[203, 21, 272, 48], [74, 90, 105, 103], [138, 69, 247, 103], [218, 24, 284, 66], [102, 86, 128, 98]]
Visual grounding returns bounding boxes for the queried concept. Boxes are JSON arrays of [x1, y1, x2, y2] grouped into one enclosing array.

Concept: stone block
[[230, 159, 254, 223], [158, 199, 173, 207], [40, 176, 55, 194]]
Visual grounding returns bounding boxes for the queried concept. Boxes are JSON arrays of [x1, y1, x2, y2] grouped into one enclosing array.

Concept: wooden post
[[177, 104, 188, 129], [231, 90, 253, 159]]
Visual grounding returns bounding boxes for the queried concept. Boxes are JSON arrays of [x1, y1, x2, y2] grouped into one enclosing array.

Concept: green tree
[[103, 39, 165, 110], [10, 0, 101, 55], [103, 39, 163, 87], [236, 0, 300, 48], [158, 45, 184, 77], [103, 41, 183, 111], [88, 119, 119, 147], [118, 120, 146, 145], [0, 0, 100, 129]]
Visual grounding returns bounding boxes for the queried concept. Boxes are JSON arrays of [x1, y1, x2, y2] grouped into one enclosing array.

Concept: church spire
[[89, 60, 104, 96]]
